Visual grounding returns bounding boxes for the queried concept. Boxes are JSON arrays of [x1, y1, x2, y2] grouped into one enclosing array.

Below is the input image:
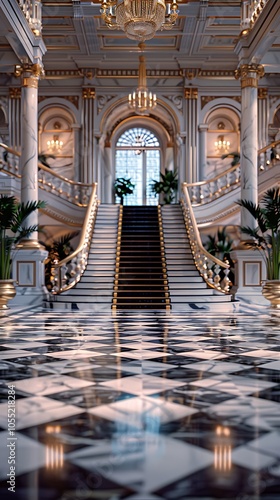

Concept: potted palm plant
[[237, 187, 280, 308], [0, 195, 46, 309], [150, 169, 178, 204], [114, 177, 135, 204]]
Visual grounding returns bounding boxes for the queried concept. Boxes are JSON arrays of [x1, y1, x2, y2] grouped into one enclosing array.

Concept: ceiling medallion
[[100, 1, 179, 42]]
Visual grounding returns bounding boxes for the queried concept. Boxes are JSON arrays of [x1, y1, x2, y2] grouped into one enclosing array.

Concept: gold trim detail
[[258, 88, 268, 99], [83, 88, 96, 99], [23, 76, 39, 89], [9, 88, 21, 99], [184, 88, 198, 100], [241, 77, 258, 88], [235, 64, 265, 81]]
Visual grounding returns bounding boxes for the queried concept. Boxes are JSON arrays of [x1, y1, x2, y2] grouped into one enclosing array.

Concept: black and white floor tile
[[0, 307, 280, 499]]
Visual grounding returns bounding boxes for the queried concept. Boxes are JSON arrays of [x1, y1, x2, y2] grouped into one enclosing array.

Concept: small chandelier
[[47, 135, 63, 153], [215, 135, 230, 153], [100, 1, 179, 42], [128, 50, 156, 115]]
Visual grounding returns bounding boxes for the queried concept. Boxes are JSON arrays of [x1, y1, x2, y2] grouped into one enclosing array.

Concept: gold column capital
[[184, 88, 198, 99], [15, 62, 44, 88], [9, 88, 21, 99], [83, 88, 96, 99], [258, 88, 268, 99], [235, 64, 265, 87]]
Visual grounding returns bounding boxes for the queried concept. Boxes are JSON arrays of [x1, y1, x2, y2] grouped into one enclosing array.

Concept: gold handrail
[[53, 183, 99, 293], [181, 183, 231, 294]]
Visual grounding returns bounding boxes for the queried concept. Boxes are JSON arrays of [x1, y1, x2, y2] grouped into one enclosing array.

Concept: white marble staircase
[[51, 204, 119, 310], [161, 205, 234, 311]]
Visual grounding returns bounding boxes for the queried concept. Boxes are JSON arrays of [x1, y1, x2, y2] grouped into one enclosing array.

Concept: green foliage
[[205, 227, 233, 257], [43, 231, 79, 290], [0, 195, 46, 280], [38, 154, 56, 168], [221, 152, 240, 167], [114, 177, 135, 204], [237, 187, 280, 280], [150, 169, 178, 204]]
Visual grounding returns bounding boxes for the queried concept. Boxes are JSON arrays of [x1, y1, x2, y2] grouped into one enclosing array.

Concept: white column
[[71, 123, 81, 182], [10, 63, 48, 308], [198, 124, 209, 180], [20, 64, 41, 238], [184, 88, 198, 183], [235, 64, 264, 233], [82, 88, 95, 184]]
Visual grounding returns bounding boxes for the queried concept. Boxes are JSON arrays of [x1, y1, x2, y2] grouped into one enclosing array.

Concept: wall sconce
[[215, 135, 230, 153], [47, 135, 63, 153]]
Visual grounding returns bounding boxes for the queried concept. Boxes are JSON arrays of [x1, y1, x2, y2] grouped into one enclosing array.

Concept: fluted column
[[20, 63, 43, 243], [9, 88, 21, 151], [258, 88, 268, 150], [71, 123, 81, 182], [235, 64, 264, 233], [198, 124, 209, 180], [82, 88, 95, 184], [184, 88, 198, 183]]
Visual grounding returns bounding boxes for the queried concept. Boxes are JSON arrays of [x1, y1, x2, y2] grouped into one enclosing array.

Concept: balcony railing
[[241, 0, 269, 33], [186, 140, 280, 206], [17, 0, 42, 36], [0, 143, 92, 206]]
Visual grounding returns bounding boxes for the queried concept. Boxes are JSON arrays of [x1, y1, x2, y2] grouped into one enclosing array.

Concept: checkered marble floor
[[0, 308, 280, 499]]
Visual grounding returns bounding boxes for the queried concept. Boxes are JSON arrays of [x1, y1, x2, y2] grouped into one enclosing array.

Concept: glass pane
[[115, 150, 142, 205], [115, 127, 161, 206]]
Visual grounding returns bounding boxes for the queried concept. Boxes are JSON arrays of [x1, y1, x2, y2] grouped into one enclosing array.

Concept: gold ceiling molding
[[44, 69, 89, 79], [95, 68, 182, 79]]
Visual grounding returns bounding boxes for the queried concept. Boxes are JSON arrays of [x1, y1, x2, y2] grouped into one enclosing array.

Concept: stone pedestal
[[231, 247, 270, 306], [9, 244, 49, 307]]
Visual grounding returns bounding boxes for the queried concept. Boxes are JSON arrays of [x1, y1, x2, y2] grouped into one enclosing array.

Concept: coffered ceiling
[[0, 0, 280, 84]]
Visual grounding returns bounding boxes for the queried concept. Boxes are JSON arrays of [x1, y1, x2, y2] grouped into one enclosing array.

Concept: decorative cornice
[[184, 88, 198, 100], [199, 70, 235, 78], [96, 68, 182, 79]]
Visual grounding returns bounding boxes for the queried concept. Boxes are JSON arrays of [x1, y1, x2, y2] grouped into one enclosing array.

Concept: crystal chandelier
[[100, 1, 179, 42], [128, 50, 156, 115]]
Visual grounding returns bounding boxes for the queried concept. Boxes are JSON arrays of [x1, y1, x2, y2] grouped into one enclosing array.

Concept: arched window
[[115, 127, 161, 205]]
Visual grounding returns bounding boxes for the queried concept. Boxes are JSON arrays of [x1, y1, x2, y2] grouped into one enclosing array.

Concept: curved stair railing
[[181, 184, 232, 295], [52, 183, 99, 294], [0, 143, 92, 206], [186, 140, 280, 206]]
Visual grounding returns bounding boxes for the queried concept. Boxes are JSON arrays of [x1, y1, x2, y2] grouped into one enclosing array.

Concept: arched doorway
[[115, 127, 161, 205]]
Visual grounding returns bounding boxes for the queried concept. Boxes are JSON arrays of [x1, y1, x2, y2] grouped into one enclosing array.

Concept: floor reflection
[[0, 308, 280, 499]]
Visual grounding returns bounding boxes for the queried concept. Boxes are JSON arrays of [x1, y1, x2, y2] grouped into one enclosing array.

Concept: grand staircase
[[161, 205, 233, 310], [112, 206, 170, 309], [51, 204, 233, 312], [51, 204, 119, 310]]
